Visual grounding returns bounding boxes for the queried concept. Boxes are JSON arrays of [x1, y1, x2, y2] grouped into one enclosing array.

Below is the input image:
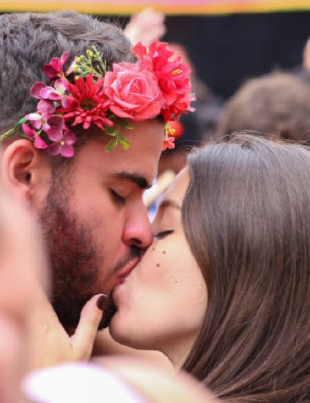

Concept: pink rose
[[104, 63, 164, 121]]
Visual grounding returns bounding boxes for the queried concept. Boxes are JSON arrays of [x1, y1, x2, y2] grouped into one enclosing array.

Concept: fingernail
[[97, 294, 107, 311]]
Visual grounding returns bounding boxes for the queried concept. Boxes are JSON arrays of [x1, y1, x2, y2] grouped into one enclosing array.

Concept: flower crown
[[0, 40, 194, 158]]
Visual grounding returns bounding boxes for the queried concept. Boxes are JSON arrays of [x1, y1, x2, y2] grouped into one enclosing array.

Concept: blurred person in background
[[124, 8, 166, 48], [217, 71, 310, 144]]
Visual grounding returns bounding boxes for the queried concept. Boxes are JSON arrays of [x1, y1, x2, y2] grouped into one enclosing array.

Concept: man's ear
[[1, 140, 51, 209]]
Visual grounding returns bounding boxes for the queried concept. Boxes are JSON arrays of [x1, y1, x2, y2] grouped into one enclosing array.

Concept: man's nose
[[122, 206, 153, 249]]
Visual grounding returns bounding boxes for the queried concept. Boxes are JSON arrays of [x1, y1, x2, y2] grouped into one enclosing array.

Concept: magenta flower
[[21, 123, 47, 149], [44, 115, 65, 142], [34, 136, 48, 150], [38, 99, 55, 114], [24, 112, 66, 142], [31, 78, 69, 102], [25, 112, 48, 130], [22, 123, 36, 139], [47, 130, 77, 158], [43, 51, 70, 80]]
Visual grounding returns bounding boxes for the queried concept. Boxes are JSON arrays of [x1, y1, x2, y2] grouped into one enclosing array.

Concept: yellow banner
[[1, 0, 310, 15]]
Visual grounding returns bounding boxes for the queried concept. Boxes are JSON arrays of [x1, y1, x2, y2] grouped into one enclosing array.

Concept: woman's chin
[[109, 314, 151, 351]]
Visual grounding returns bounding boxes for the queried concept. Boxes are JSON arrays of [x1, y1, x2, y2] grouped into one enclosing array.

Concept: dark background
[[116, 12, 310, 99]]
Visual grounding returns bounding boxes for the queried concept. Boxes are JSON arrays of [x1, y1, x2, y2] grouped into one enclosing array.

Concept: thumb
[[70, 294, 104, 360]]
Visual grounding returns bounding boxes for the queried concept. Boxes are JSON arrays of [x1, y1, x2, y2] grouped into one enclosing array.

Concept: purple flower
[[43, 51, 70, 80], [47, 131, 77, 158], [38, 100, 55, 114], [21, 123, 48, 149], [24, 112, 66, 142], [25, 112, 49, 131], [30, 78, 69, 102], [22, 123, 36, 139], [34, 136, 48, 150], [44, 115, 65, 142]]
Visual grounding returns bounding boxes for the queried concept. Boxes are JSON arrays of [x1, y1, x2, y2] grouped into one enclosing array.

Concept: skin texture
[[2, 119, 164, 329], [110, 169, 208, 367]]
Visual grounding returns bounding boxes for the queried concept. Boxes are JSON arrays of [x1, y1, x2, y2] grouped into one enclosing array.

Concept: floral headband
[[0, 40, 194, 158]]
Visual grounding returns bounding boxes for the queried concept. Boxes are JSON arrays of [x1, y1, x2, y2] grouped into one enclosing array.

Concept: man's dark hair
[[217, 72, 310, 145], [0, 11, 134, 137]]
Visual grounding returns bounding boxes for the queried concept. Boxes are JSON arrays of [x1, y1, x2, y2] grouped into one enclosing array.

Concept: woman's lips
[[98, 257, 140, 329]]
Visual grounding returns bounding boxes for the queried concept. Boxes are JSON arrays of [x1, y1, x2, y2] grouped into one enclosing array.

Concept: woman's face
[[110, 169, 208, 365]]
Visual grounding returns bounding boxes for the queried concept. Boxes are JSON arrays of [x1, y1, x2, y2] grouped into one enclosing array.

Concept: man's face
[[39, 120, 164, 328]]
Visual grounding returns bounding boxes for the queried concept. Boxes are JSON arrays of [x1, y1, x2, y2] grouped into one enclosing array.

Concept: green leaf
[[15, 117, 27, 127], [108, 114, 117, 121], [122, 120, 134, 130], [105, 126, 117, 136], [105, 138, 118, 152], [119, 135, 130, 150]]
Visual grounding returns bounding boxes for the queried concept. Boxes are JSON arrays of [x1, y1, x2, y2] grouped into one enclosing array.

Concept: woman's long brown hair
[[182, 133, 310, 402]]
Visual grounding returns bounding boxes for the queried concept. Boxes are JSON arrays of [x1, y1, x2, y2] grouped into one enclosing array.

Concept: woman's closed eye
[[153, 230, 174, 239]]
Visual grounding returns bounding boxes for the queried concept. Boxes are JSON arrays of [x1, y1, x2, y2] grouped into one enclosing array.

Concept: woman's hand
[[26, 288, 104, 372]]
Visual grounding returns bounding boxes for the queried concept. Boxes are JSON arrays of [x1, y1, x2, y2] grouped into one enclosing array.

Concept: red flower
[[133, 41, 194, 121], [57, 74, 113, 130], [162, 136, 175, 151]]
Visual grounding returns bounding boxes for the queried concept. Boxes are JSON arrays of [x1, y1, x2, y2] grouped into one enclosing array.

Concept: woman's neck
[[162, 335, 196, 370]]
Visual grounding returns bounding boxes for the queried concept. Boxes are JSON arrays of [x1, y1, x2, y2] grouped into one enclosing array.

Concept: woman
[[109, 133, 310, 402]]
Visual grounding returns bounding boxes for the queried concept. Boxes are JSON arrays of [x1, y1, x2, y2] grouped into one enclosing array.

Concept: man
[[0, 11, 192, 364]]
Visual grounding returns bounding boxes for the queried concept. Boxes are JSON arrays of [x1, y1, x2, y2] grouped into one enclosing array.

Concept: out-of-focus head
[[0, 175, 48, 403], [218, 72, 310, 144]]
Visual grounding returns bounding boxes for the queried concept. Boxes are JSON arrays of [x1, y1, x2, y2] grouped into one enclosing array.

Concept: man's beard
[[39, 180, 104, 329]]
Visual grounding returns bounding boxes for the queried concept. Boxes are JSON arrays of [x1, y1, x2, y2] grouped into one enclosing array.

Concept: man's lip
[[116, 256, 140, 281]]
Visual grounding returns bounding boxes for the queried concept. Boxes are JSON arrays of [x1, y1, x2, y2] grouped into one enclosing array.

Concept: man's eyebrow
[[112, 172, 151, 189], [158, 199, 181, 211]]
